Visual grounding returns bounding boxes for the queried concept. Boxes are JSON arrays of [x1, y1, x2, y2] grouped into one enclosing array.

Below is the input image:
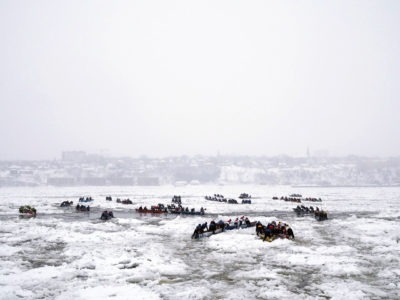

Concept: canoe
[[79, 198, 93, 203], [19, 212, 36, 218], [19, 206, 37, 217], [169, 210, 205, 215], [239, 193, 251, 199], [225, 221, 256, 230], [192, 228, 224, 239], [293, 208, 313, 215], [135, 209, 167, 214], [192, 221, 256, 239], [315, 213, 328, 221]]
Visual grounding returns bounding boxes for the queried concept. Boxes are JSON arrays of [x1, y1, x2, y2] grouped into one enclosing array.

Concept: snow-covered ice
[[0, 185, 399, 299]]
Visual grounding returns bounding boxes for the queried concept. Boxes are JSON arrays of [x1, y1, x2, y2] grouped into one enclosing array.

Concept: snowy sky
[[1, 0, 399, 160]]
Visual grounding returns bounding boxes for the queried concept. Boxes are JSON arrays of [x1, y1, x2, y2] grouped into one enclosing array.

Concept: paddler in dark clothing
[[287, 227, 294, 239], [209, 220, 217, 233], [266, 222, 274, 235], [192, 224, 202, 239], [217, 220, 225, 231], [239, 216, 244, 227], [270, 221, 278, 235], [101, 211, 108, 220], [263, 226, 272, 241], [201, 222, 208, 231], [256, 221, 263, 235]]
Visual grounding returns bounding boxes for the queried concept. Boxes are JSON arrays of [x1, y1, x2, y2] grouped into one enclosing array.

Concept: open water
[[0, 185, 399, 299]]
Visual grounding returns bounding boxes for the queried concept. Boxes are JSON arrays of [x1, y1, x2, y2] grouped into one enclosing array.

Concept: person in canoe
[[287, 226, 295, 239], [217, 220, 225, 231], [256, 221, 264, 235], [101, 210, 114, 220], [192, 224, 203, 239], [201, 222, 208, 231], [209, 220, 217, 233]]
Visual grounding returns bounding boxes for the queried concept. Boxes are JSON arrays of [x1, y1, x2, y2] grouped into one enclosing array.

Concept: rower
[[209, 220, 217, 233], [101, 211, 108, 220], [287, 227, 295, 239], [217, 220, 225, 230], [192, 224, 203, 239], [201, 222, 208, 231], [256, 221, 263, 235]]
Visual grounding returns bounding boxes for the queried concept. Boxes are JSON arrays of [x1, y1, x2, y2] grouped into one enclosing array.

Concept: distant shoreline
[[292, 185, 400, 188], [1, 184, 400, 189]]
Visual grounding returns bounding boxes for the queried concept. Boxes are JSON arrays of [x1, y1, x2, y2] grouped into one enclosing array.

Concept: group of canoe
[[62, 200, 113, 219], [60, 200, 90, 211]]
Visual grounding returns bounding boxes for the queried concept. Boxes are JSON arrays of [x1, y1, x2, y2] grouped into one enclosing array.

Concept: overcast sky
[[1, 1, 399, 160]]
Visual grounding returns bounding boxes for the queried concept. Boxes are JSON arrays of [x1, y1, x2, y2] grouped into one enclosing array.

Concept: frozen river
[[0, 185, 399, 299]]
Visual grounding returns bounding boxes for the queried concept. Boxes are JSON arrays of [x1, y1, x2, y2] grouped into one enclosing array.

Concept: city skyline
[[1, 151, 399, 187]]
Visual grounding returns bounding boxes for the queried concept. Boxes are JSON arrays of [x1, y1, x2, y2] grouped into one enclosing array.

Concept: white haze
[[0, 1, 400, 160]]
